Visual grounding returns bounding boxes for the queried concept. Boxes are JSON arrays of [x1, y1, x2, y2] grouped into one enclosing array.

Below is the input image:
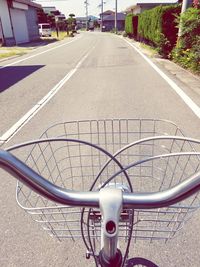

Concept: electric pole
[[84, 0, 89, 30], [178, 0, 190, 38], [115, 0, 118, 33], [101, 0, 104, 32]]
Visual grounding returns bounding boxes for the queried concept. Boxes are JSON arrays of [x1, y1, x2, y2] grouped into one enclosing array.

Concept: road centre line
[[0, 46, 94, 144], [123, 38, 200, 119], [0, 36, 82, 69]]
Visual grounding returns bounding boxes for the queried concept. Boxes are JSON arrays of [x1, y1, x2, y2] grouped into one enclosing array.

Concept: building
[[100, 10, 115, 20], [42, 6, 57, 14], [0, 0, 41, 46], [76, 15, 98, 30], [126, 0, 179, 14], [76, 17, 87, 29], [102, 12, 126, 32]]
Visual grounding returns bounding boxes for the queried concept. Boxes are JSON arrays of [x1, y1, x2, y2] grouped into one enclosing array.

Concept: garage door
[[10, 8, 29, 44]]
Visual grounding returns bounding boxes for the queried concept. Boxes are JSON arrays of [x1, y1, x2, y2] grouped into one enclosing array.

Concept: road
[[0, 32, 200, 266]]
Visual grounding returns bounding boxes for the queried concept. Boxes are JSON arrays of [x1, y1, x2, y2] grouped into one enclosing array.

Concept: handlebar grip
[[0, 150, 99, 207], [123, 170, 200, 208]]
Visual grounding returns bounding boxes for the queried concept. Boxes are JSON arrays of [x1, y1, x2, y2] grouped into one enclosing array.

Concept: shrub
[[125, 14, 138, 38], [172, 8, 200, 73], [125, 14, 134, 37], [138, 5, 180, 57]]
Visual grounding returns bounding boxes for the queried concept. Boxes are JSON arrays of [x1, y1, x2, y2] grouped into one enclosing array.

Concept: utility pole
[[101, 0, 104, 32], [84, 0, 89, 30], [114, 0, 118, 33], [178, 0, 190, 38]]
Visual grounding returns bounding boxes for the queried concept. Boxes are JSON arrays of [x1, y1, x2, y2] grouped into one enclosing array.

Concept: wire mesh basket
[[8, 119, 200, 246]]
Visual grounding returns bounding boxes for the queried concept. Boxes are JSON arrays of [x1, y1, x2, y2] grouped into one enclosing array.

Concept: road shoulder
[[124, 37, 200, 98]]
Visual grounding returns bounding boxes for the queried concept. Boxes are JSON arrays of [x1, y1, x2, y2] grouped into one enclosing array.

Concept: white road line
[[123, 38, 200, 119], [0, 36, 82, 69], [0, 46, 94, 144]]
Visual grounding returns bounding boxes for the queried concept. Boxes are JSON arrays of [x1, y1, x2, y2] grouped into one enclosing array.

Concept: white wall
[[133, 6, 141, 14], [0, 0, 13, 38]]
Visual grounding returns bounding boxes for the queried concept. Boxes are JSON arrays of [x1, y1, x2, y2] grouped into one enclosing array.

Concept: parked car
[[38, 23, 52, 37]]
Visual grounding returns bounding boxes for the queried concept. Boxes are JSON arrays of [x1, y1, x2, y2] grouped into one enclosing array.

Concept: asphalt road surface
[[0, 32, 200, 266]]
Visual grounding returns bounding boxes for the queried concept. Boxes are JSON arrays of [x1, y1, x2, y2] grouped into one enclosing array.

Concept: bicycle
[[1, 119, 200, 267]]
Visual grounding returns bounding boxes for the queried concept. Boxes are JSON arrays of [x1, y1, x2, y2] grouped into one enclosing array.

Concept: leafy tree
[[37, 8, 48, 23], [67, 14, 76, 35]]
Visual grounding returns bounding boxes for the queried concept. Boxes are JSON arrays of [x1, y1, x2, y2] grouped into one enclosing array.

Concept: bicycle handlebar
[[1, 149, 200, 209]]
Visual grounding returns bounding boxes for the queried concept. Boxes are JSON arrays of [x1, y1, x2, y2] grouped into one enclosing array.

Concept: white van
[[38, 23, 52, 37]]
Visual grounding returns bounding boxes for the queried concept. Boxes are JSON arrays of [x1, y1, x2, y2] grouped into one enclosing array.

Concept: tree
[[67, 14, 76, 36], [37, 8, 48, 23], [69, 14, 75, 18]]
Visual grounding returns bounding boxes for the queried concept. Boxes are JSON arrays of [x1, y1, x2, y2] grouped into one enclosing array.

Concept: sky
[[33, 0, 137, 17]]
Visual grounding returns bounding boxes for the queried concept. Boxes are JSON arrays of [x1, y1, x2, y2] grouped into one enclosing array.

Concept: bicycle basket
[[8, 119, 200, 245]]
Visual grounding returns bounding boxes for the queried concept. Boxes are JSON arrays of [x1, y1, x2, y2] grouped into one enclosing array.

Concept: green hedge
[[125, 14, 134, 36], [125, 14, 138, 38], [138, 5, 180, 57], [172, 7, 200, 73]]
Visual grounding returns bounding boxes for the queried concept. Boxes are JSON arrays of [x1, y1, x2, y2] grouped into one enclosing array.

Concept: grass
[[39, 31, 70, 43], [51, 31, 69, 40], [0, 31, 72, 59], [140, 43, 159, 57], [0, 47, 29, 59]]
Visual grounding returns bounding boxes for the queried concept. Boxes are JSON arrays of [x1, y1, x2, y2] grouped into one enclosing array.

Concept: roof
[[125, 0, 178, 12], [100, 10, 115, 16], [103, 13, 126, 21], [15, 0, 42, 9], [43, 6, 57, 12]]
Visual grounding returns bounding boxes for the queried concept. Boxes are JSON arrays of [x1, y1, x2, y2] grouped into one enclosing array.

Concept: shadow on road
[[0, 65, 45, 93]]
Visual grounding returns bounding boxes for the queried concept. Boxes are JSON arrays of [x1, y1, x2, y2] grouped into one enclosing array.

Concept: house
[[126, 0, 179, 14], [100, 10, 115, 20], [76, 17, 87, 29], [42, 6, 57, 14], [76, 16, 98, 30], [0, 0, 41, 46], [102, 13, 126, 32]]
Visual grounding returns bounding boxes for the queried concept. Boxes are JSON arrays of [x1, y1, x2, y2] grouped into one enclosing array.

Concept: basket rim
[[6, 135, 200, 152]]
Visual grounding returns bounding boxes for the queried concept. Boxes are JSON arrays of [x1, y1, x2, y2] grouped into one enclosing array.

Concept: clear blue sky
[[34, 0, 136, 17]]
